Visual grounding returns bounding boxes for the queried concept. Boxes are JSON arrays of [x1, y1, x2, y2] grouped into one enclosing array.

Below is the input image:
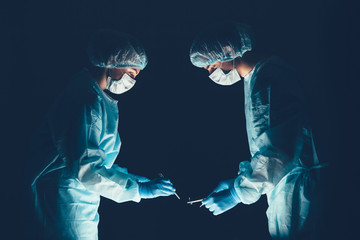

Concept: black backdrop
[[3, 0, 360, 239]]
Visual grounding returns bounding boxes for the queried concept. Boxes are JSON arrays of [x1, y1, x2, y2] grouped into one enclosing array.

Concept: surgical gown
[[31, 69, 140, 240], [233, 56, 328, 239]]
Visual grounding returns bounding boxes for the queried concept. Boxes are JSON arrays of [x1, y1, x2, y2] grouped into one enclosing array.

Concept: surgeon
[[31, 29, 176, 240], [190, 23, 328, 239]]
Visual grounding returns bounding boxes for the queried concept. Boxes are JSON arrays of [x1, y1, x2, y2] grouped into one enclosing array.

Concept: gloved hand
[[127, 173, 151, 183], [202, 179, 241, 215], [211, 178, 235, 193], [138, 178, 176, 199]]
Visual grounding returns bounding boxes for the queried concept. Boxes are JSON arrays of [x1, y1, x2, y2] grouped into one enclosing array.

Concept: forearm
[[77, 159, 141, 203], [234, 147, 299, 204]]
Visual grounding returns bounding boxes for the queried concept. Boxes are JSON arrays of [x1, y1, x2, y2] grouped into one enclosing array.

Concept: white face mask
[[208, 61, 241, 86], [106, 72, 136, 94]]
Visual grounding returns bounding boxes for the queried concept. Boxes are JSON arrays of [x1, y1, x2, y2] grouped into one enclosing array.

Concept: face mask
[[208, 61, 241, 86], [106, 72, 136, 94]]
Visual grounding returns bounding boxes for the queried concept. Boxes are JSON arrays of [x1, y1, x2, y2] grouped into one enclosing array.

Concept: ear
[[212, 61, 221, 68], [234, 57, 242, 65], [223, 46, 236, 56]]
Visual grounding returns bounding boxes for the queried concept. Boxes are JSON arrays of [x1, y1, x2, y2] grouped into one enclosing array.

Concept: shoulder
[[257, 56, 297, 79], [57, 69, 104, 117], [253, 56, 300, 91]]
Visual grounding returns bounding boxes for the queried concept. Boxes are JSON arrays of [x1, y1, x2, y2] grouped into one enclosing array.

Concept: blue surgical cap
[[190, 22, 254, 68], [87, 29, 148, 70]]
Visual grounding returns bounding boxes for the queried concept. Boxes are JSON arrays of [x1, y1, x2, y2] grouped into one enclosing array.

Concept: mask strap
[[105, 69, 111, 89], [232, 60, 235, 77], [107, 69, 112, 79]]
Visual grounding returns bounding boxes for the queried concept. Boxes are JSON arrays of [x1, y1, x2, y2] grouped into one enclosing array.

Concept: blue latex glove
[[138, 178, 176, 199], [202, 179, 241, 215], [211, 179, 235, 193]]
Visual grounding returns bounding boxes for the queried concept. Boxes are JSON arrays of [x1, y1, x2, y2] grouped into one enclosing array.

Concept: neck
[[88, 66, 107, 90], [235, 51, 266, 77], [96, 74, 107, 90], [235, 61, 255, 77]]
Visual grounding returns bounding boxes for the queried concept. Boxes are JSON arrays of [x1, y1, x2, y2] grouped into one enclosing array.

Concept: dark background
[[2, 0, 360, 239]]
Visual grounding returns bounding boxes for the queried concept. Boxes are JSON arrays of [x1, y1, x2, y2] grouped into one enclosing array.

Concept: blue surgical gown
[[31, 69, 140, 240], [233, 56, 328, 239]]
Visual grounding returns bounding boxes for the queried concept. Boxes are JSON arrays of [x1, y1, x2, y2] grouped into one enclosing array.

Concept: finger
[[201, 200, 210, 208], [202, 200, 211, 208], [160, 181, 175, 187], [213, 208, 225, 216], [204, 200, 214, 209], [160, 189, 176, 195], [213, 210, 221, 216], [163, 184, 176, 191], [202, 198, 210, 205], [207, 190, 221, 201], [203, 195, 215, 205], [207, 190, 217, 198], [160, 179, 173, 185], [160, 186, 175, 192], [161, 188, 176, 194], [157, 191, 171, 197], [160, 184, 176, 191]]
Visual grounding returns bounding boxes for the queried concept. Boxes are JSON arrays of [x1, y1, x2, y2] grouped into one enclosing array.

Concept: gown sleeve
[[52, 89, 141, 203], [234, 63, 306, 204]]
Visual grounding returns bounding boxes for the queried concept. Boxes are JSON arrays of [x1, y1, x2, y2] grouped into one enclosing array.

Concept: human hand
[[138, 178, 176, 199], [202, 179, 241, 215], [211, 178, 235, 194]]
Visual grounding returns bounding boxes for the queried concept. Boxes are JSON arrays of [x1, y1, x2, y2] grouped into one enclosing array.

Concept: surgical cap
[[190, 22, 254, 68], [87, 29, 148, 70]]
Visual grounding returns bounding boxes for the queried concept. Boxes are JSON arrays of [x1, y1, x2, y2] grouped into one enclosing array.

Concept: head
[[190, 22, 256, 83], [87, 29, 147, 93]]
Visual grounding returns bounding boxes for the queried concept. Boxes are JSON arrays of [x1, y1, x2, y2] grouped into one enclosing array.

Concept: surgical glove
[[211, 178, 235, 193], [127, 173, 150, 183], [202, 187, 241, 216], [138, 178, 176, 199]]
